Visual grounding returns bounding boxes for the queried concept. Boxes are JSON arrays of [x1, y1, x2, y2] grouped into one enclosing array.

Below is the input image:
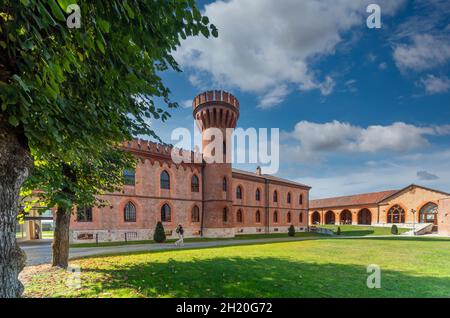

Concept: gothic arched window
[[160, 170, 170, 189]]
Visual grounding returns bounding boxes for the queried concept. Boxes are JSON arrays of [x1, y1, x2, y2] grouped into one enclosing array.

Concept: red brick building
[[310, 185, 449, 233], [69, 91, 310, 243]]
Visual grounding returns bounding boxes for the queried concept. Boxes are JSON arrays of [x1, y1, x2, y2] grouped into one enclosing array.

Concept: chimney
[[256, 166, 262, 176]]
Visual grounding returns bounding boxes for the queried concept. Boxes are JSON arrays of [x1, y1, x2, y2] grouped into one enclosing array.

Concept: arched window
[[312, 211, 320, 224], [236, 186, 242, 199], [287, 211, 291, 223], [299, 194, 303, 205], [420, 202, 438, 224], [161, 204, 171, 222], [124, 202, 136, 222], [222, 177, 227, 192], [160, 170, 170, 189], [256, 210, 261, 223], [191, 175, 199, 192], [299, 212, 303, 223], [273, 191, 278, 203], [236, 210, 243, 223], [191, 206, 200, 223], [287, 193, 291, 204], [77, 206, 93, 222], [123, 169, 135, 186], [387, 205, 405, 224], [273, 211, 278, 223], [223, 207, 228, 223]]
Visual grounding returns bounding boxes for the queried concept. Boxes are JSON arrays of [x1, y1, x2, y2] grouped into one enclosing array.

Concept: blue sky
[[148, 0, 450, 199]]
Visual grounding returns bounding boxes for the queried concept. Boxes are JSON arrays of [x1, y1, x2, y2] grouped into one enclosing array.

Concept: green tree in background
[[0, 0, 217, 297]]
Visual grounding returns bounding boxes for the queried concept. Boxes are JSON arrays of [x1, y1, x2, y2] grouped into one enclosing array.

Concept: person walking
[[175, 224, 184, 247]]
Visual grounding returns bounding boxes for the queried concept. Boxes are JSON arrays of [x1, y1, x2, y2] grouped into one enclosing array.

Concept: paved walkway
[[20, 234, 449, 266], [21, 236, 324, 266]]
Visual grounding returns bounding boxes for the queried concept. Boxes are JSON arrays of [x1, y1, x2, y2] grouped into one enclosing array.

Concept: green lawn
[[319, 225, 410, 236], [23, 236, 450, 298], [70, 232, 322, 248]]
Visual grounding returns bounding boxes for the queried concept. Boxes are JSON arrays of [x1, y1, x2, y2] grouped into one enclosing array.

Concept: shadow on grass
[[82, 256, 450, 298]]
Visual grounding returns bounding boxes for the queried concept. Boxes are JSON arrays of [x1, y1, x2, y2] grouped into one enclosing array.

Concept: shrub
[[391, 224, 399, 235], [288, 225, 296, 237], [337, 227, 341, 235], [154, 221, 166, 243]]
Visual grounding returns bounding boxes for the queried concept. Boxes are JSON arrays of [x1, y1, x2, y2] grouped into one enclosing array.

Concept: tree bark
[[52, 206, 71, 268], [0, 117, 33, 298]]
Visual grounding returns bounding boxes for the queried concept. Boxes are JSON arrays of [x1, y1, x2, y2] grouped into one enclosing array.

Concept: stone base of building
[[70, 225, 310, 243], [70, 228, 204, 244], [201, 228, 235, 238]]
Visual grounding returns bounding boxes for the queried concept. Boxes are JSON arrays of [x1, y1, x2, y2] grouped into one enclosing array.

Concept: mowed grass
[[22, 236, 450, 298], [319, 225, 410, 236]]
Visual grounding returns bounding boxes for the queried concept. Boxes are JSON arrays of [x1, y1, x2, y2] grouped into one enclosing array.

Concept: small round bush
[[154, 221, 167, 243], [288, 225, 296, 237], [391, 224, 399, 235]]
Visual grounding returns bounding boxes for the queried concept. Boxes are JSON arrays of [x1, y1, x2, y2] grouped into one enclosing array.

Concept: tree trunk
[[0, 117, 33, 298], [52, 206, 71, 268]]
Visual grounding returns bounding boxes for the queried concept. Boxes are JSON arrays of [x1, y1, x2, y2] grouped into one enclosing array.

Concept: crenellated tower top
[[192, 90, 240, 131]]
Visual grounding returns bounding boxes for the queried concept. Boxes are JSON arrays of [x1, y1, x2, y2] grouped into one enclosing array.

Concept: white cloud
[[298, 150, 450, 198], [393, 34, 450, 72], [286, 120, 450, 156], [180, 100, 193, 109], [175, 0, 404, 102], [257, 85, 290, 109], [420, 75, 450, 94]]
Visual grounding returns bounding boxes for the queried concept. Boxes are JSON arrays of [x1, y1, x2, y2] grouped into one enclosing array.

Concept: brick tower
[[193, 90, 240, 237]]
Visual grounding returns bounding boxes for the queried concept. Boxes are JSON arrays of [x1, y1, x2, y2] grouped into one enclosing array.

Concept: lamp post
[[411, 209, 416, 235]]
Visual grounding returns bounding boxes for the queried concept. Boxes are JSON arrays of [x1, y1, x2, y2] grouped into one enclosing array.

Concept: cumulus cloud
[[180, 100, 193, 109], [286, 120, 450, 155], [420, 75, 450, 94], [175, 0, 404, 106]]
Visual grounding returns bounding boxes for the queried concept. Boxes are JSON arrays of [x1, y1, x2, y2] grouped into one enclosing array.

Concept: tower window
[[191, 175, 199, 192], [223, 207, 228, 223], [160, 170, 170, 189], [273, 211, 278, 223], [287, 192, 291, 204], [223, 177, 227, 192], [273, 191, 278, 203], [287, 212, 291, 223], [256, 189, 261, 201], [236, 186, 242, 199], [299, 194, 303, 205]]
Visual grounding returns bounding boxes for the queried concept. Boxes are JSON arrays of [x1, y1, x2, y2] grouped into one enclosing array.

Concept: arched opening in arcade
[[358, 208, 372, 225], [311, 211, 321, 225], [340, 210, 352, 225], [325, 211, 335, 225]]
